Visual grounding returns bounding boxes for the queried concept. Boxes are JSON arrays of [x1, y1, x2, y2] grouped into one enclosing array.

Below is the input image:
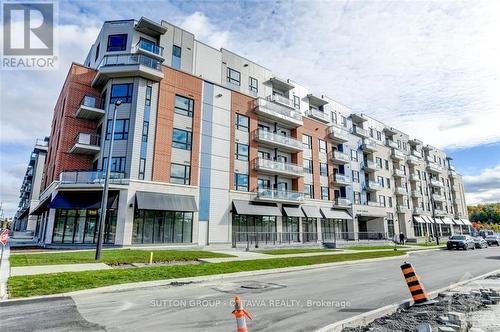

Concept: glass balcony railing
[[257, 189, 304, 202], [366, 181, 382, 190], [432, 194, 445, 202], [427, 162, 443, 173], [254, 97, 303, 126], [80, 95, 104, 110], [332, 173, 351, 185], [97, 54, 162, 71], [328, 125, 350, 142], [255, 129, 302, 151], [335, 198, 352, 206], [254, 157, 303, 177], [430, 179, 444, 187], [306, 108, 330, 123], [362, 139, 378, 151], [351, 126, 368, 137], [367, 201, 382, 207], [413, 207, 423, 214], [135, 40, 164, 56], [268, 94, 292, 107], [411, 150, 422, 158], [395, 187, 407, 195], [407, 155, 420, 164], [363, 160, 381, 171], [330, 150, 350, 163], [393, 169, 406, 177], [74, 132, 100, 146], [59, 171, 126, 184], [411, 190, 423, 197], [392, 149, 405, 159], [397, 205, 410, 213], [386, 140, 399, 149], [410, 173, 420, 181]]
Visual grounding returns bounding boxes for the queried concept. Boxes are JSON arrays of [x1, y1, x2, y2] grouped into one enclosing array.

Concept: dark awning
[[30, 195, 51, 215], [301, 205, 323, 218], [453, 219, 464, 225], [232, 200, 281, 216], [442, 217, 455, 225], [434, 218, 444, 224], [283, 206, 305, 218], [413, 216, 425, 223], [48, 191, 119, 210], [421, 216, 434, 224], [320, 208, 352, 220], [136, 191, 198, 212]]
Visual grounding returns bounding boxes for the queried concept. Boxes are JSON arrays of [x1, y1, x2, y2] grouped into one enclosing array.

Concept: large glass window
[[227, 68, 241, 86], [102, 157, 126, 173], [283, 217, 299, 242], [320, 162, 328, 177], [257, 178, 270, 190], [302, 134, 312, 149], [235, 143, 249, 161], [174, 95, 194, 117], [321, 186, 329, 200], [107, 34, 127, 52], [234, 173, 249, 191], [138, 158, 146, 180], [319, 139, 327, 153], [303, 159, 313, 174], [249, 77, 258, 93], [171, 163, 190, 185], [303, 218, 318, 242], [106, 119, 129, 140], [110, 83, 133, 104], [172, 45, 181, 69], [304, 184, 314, 198], [172, 128, 192, 150], [232, 214, 277, 242], [293, 95, 300, 109], [52, 209, 116, 244], [133, 210, 192, 244], [235, 113, 249, 132]]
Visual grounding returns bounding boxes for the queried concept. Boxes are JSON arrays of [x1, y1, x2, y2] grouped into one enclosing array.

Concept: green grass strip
[[342, 245, 409, 250], [9, 249, 233, 267], [257, 248, 339, 255], [8, 251, 405, 298]]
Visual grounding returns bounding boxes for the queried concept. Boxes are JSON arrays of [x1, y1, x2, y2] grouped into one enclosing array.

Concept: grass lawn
[[410, 242, 445, 247], [8, 251, 405, 298], [257, 248, 339, 255], [9, 249, 233, 267], [342, 245, 410, 251]]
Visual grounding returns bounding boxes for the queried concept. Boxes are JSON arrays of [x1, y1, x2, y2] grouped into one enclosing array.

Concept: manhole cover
[[211, 280, 286, 293], [241, 282, 271, 290]]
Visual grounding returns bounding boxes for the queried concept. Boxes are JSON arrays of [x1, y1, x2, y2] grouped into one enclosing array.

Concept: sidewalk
[[0, 245, 10, 299]]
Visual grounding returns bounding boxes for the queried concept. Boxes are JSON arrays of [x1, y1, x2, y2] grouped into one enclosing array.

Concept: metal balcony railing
[[254, 129, 302, 150], [74, 132, 100, 146], [59, 170, 126, 184], [411, 190, 423, 197], [80, 95, 104, 110], [253, 157, 303, 177], [97, 54, 162, 71], [367, 201, 382, 207], [256, 189, 304, 202]]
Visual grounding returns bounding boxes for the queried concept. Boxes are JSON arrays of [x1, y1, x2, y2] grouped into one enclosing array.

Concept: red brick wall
[[43, 64, 100, 189]]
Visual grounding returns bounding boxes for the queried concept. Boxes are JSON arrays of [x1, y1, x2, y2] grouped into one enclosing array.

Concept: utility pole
[[95, 100, 121, 260]]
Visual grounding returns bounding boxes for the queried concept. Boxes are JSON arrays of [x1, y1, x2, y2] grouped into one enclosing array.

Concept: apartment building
[[26, 17, 470, 247], [13, 138, 49, 232]]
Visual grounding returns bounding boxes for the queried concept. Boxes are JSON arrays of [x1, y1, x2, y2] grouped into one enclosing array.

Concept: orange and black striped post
[[401, 262, 432, 305], [232, 296, 252, 332]]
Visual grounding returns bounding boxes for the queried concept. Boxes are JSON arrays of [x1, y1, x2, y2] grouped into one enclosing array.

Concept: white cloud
[[464, 165, 500, 205]]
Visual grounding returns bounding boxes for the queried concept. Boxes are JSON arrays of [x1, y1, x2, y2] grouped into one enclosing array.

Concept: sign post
[[0, 229, 8, 269]]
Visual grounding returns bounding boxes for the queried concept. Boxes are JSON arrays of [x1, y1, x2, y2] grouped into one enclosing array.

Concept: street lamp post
[[95, 100, 122, 260]]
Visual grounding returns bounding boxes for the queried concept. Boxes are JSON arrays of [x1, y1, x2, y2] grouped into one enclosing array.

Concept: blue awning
[[48, 191, 119, 210]]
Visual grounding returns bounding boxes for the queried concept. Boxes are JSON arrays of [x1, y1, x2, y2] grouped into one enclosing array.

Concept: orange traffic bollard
[[232, 296, 252, 332], [400, 262, 433, 306]]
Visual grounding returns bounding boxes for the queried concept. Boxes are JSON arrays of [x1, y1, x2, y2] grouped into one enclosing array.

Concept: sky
[[1, 0, 500, 217]]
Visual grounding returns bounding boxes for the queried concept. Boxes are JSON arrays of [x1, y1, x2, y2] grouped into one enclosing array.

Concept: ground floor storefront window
[[387, 219, 395, 238], [413, 221, 424, 237], [133, 210, 193, 244], [282, 217, 299, 242], [302, 217, 318, 242], [232, 214, 277, 243], [441, 224, 452, 236], [453, 225, 463, 235], [321, 219, 349, 241], [52, 209, 116, 244]]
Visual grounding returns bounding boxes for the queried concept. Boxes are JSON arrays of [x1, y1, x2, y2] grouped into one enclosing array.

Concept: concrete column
[[114, 190, 132, 246], [44, 208, 56, 244]]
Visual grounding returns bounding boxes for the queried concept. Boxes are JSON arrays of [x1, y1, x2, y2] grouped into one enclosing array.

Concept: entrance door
[[358, 219, 368, 239]]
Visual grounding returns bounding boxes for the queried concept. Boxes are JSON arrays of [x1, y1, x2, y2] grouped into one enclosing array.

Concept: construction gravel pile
[[343, 291, 493, 332]]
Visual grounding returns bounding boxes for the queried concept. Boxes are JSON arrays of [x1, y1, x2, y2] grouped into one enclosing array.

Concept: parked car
[[485, 235, 500, 246], [479, 230, 495, 239], [447, 235, 475, 250], [473, 237, 488, 249]]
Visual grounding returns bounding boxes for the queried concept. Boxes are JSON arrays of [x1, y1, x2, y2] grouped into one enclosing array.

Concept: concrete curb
[[1, 253, 409, 302], [315, 267, 500, 332]]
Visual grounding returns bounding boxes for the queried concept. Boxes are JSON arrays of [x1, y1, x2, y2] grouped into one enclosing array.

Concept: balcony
[[367, 201, 382, 207], [392, 148, 405, 160], [76, 95, 105, 120], [69, 133, 101, 155], [332, 173, 351, 186], [432, 194, 445, 202], [363, 160, 380, 172], [411, 190, 423, 198], [253, 129, 302, 153], [413, 207, 423, 214], [351, 126, 369, 138], [306, 108, 330, 123], [59, 170, 126, 185], [395, 187, 408, 196], [393, 169, 406, 178], [92, 54, 164, 87], [430, 179, 444, 188], [328, 125, 350, 143], [410, 173, 420, 182], [253, 157, 303, 178], [427, 162, 443, 173], [407, 155, 420, 165], [334, 198, 352, 207], [366, 181, 382, 191], [361, 139, 378, 153], [386, 140, 398, 149], [397, 205, 410, 213], [253, 97, 303, 128], [434, 209, 446, 216], [134, 39, 164, 60], [269, 93, 292, 107], [256, 189, 304, 203], [449, 170, 460, 178], [329, 150, 350, 164], [411, 150, 422, 158]]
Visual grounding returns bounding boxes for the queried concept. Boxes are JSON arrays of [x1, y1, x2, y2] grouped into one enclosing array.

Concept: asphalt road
[[2, 247, 500, 332]]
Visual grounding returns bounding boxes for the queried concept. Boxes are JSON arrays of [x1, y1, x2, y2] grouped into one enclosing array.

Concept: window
[[304, 184, 314, 198], [235, 114, 249, 132], [388, 197, 393, 208], [352, 170, 360, 183], [175, 95, 194, 117], [331, 111, 337, 124], [319, 139, 327, 153], [102, 157, 126, 173], [171, 163, 190, 185], [249, 77, 258, 93], [302, 134, 312, 149], [258, 150, 270, 159], [110, 83, 133, 104], [369, 128, 374, 138], [377, 176, 384, 187], [106, 119, 129, 140], [233, 143, 248, 161], [227, 67, 241, 86], [293, 95, 300, 109], [142, 121, 149, 142], [107, 34, 127, 51], [354, 192, 361, 204], [351, 149, 358, 161], [94, 43, 100, 62], [172, 129, 192, 150], [257, 179, 270, 190], [386, 178, 391, 188], [379, 195, 386, 207], [303, 159, 313, 174], [234, 173, 249, 191], [138, 158, 146, 180], [172, 45, 181, 69], [341, 115, 347, 127], [376, 157, 383, 168], [320, 163, 328, 176], [321, 187, 329, 200], [385, 160, 389, 170], [376, 131, 382, 141]]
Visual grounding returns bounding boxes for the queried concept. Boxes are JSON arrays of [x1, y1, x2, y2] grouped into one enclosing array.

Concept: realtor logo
[[2, 1, 58, 69]]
